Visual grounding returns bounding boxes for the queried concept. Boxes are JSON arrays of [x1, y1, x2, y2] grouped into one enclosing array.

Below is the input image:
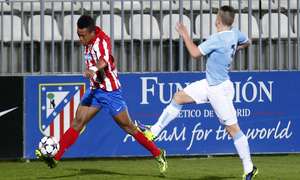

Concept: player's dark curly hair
[[77, 15, 95, 33], [219, 6, 235, 27]]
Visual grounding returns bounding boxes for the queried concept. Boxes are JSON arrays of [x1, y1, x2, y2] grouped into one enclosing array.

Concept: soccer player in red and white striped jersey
[[36, 15, 167, 175], [82, 24, 120, 91]]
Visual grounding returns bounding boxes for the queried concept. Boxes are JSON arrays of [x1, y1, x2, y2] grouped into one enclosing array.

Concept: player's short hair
[[219, 6, 235, 26], [77, 15, 95, 33]]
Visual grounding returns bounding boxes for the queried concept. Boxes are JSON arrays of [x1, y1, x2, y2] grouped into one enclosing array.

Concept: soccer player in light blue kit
[[136, 6, 258, 180]]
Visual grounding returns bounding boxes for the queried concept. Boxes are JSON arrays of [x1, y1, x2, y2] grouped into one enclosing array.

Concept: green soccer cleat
[[155, 148, 168, 175], [135, 120, 157, 142], [242, 166, 258, 180], [35, 149, 58, 168]]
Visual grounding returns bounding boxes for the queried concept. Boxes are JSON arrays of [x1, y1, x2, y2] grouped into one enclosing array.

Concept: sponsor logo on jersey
[[84, 53, 93, 61]]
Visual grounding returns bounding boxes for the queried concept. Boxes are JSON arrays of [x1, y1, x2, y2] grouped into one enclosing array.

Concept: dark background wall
[[0, 77, 23, 159]]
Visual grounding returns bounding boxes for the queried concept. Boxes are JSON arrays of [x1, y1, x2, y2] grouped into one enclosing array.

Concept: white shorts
[[183, 79, 237, 126]]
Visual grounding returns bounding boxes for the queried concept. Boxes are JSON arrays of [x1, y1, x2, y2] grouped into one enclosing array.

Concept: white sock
[[233, 131, 253, 174], [151, 100, 182, 136]]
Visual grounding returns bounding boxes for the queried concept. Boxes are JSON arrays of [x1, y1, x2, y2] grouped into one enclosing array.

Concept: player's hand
[[83, 69, 95, 79], [175, 21, 189, 39]]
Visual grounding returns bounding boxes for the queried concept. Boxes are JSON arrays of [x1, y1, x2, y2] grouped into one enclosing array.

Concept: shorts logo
[[39, 83, 86, 141]]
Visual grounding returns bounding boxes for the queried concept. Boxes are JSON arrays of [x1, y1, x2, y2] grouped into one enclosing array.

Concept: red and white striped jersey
[[83, 26, 121, 91]]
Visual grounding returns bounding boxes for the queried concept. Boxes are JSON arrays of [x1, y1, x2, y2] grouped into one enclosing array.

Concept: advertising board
[[25, 72, 300, 158]]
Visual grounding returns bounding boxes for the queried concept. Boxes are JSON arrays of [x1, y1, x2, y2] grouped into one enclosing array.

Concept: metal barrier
[[0, 0, 299, 75]]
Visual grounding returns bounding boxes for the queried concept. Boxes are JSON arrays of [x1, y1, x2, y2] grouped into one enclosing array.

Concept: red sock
[[54, 127, 80, 161], [134, 131, 161, 157]]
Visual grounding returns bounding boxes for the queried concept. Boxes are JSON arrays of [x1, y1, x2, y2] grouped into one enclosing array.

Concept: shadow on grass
[[197, 177, 236, 180], [37, 168, 163, 179], [37, 168, 237, 180]]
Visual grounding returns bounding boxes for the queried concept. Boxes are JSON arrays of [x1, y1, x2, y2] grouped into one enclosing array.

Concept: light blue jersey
[[198, 27, 248, 86]]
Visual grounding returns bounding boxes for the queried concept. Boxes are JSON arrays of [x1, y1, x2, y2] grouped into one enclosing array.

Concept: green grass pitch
[[0, 153, 299, 179]]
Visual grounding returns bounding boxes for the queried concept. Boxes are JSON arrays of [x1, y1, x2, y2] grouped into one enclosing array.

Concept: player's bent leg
[[35, 149, 58, 168], [135, 90, 193, 141], [55, 105, 100, 161], [172, 90, 196, 105], [54, 127, 80, 161], [113, 110, 159, 155], [225, 123, 241, 138], [112, 109, 138, 136], [150, 99, 183, 138], [71, 105, 100, 132], [113, 110, 167, 175], [227, 124, 256, 179], [132, 129, 168, 175]]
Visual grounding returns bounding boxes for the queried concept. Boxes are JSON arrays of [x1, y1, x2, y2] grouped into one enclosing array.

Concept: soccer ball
[[39, 136, 60, 157]]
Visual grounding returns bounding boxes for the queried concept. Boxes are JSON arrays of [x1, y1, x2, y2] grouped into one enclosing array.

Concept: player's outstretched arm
[[175, 22, 202, 59], [237, 39, 251, 51]]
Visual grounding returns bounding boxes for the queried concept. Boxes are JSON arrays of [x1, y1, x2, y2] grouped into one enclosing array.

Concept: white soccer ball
[[39, 136, 60, 157]]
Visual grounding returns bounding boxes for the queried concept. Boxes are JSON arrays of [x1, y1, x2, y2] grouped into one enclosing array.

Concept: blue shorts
[[80, 87, 128, 116]]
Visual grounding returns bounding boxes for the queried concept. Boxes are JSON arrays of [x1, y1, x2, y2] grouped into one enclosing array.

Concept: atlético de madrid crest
[[39, 83, 86, 141]]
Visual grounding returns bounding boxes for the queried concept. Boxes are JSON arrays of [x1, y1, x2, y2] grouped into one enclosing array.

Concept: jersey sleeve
[[232, 27, 249, 45], [198, 34, 220, 56]]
